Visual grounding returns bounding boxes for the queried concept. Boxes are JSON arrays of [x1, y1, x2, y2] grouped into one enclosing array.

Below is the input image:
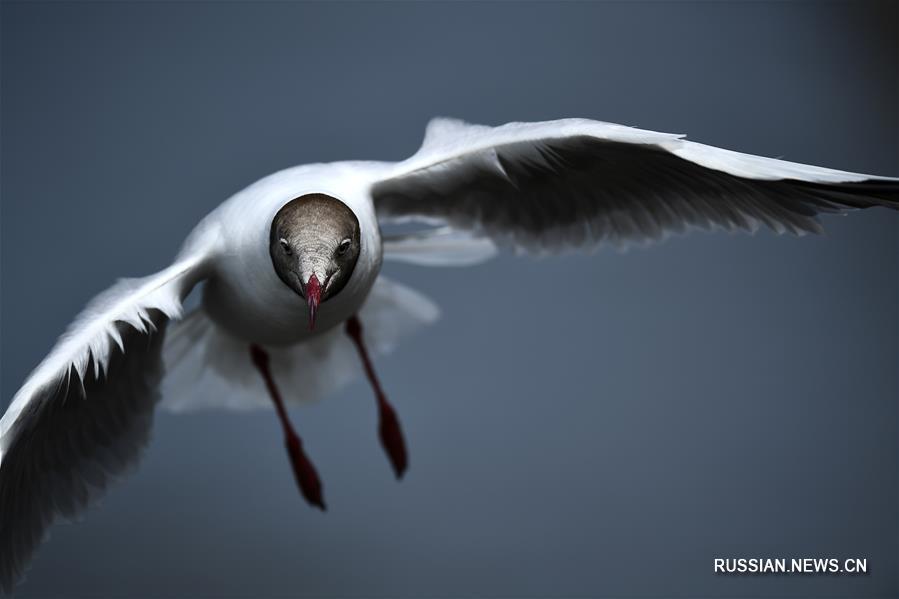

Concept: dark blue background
[[2, 2, 896, 597]]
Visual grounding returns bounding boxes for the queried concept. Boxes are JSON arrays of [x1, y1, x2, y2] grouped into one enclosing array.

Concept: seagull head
[[269, 193, 361, 330]]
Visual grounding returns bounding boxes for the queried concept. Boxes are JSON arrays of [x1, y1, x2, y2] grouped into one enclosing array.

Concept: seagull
[[1, 117, 897, 591]]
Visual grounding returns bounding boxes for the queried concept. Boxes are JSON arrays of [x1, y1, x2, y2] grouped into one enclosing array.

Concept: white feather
[[0, 252, 210, 592], [0, 255, 206, 454], [383, 227, 498, 267], [372, 117, 898, 252], [160, 276, 439, 412]]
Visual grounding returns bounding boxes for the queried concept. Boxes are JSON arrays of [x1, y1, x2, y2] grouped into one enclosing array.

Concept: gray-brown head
[[269, 193, 361, 329]]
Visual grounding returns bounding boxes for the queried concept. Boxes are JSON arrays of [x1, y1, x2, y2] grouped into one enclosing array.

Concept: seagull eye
[[279, 238, 292, 255], [336, 238, 351, 255]]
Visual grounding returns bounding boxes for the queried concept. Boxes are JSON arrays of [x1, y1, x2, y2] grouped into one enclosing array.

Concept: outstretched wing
[[371, 118, 899, 252], [0, 255, 209, 593]]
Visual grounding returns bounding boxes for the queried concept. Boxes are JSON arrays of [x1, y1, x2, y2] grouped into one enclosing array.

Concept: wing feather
[[0, 255, 209, 593], [382, 227, 497, 267], [372, 118, 899, 253]]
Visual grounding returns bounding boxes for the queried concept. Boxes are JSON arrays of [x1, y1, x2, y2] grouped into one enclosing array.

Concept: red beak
[[305, 274, 321, 331]]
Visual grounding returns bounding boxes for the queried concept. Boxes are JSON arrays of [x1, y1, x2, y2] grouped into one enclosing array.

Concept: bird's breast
[[202, 280, 366, 345], [202, 256, 380, 346], [202, 228, 382, 347]]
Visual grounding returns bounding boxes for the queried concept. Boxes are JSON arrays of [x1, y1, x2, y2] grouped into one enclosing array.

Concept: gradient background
[[1, 1, 897, 597]]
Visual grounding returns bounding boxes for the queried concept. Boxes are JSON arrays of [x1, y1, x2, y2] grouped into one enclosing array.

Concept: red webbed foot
[[346, 316, 410, 479], [285, 434, 326, 510], [378, 399, 408, 479]]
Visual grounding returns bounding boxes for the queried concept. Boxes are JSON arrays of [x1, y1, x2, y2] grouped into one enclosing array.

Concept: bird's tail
[[159, 276, 440, 412]]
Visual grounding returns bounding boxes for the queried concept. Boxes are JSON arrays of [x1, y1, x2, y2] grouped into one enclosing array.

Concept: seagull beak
[[305, 273, 322, 330]]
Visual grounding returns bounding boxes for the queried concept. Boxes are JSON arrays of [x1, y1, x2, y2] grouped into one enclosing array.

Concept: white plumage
[[1, 117, 897, 593]]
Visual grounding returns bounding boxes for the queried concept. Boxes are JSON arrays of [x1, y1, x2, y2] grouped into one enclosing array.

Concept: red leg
[[250, 344, 326, 510], [345, 315, 408, 479]]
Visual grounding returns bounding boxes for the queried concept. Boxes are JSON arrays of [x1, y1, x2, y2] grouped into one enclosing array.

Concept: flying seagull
[[1, 117, 897, 591]]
